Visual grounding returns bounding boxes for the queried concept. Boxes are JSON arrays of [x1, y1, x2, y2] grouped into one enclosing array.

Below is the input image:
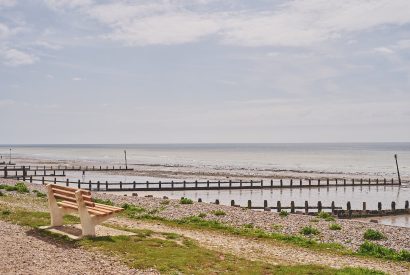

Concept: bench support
[[46, 185, 76, 226], [75, 190, 114, 236]]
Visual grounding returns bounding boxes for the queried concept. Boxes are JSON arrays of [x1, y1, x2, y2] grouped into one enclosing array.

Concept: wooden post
[[290, 179, 293, 187], [184, 180, 186, 189], [331, 201, 335, 213], [394, 154, 402, 185], [326, 178, 329, 186], [159, 181, 162, 189], [305, 201, 309, 214], [335, 179, 338, 186], [198, 198, 202, 202], [231, 200, 235, 206], [391, 201, 396, 212], [78, 179, 80, 189], [30, 176, 33, 183], [207, 180, 209, 189], [405, 200, 409, 210], [89, 180, 92, 190], [270, 179, 273, 187], [215, 199, 219, 205], [247, 200, 251, 209], [277, 201, 281, 212], [264, 200, 268, 209], [250, 180, 253, 187], [280, 179, 283, 187], [239, 179, 242, 188], [317, 201, 322, 212], [106, 181, 108, 191], [66, 179, 69, 187], [3, 167, 7, 178], [378, 202, 382, 211], [42, 177, 45, 185], [352, 179, 355, 185], [97, 181, 100, 191], [376, 178, 379, 185], [343, 178, 346, 186], [54, 178, 56, 184], [363, 202, 366, 211], [261, 179, 263, 187], [318, 179, 320, 186], [391, 178, 394, 185], [290, 201, 295, 213], [368, 178, 371, 185], [133, 181, 136, 189], [308, 178, 311, 186], [360, 178, 363, 185], [347, 201, 351, 211], [120, 181, 123, 190], [146, 181, 149, 189], [384, 178, 386, 185], [300, 179, 302, 186]]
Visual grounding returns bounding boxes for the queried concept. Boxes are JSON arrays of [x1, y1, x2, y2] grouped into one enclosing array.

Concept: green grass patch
[[300, 226, 320, 236], [358, 241, 410, 262], [279, 210, 289, 217], [0, 182, 30, 193], [0, 206, 79, 228], [160, 199, 170, 205], [329, 223, 342, 230], [93, 198, 114, 206], [363, 229, 385, 241], [32, 190, 47, 198], [211, 210, 226, 216], [121, 203, 146, 218], [318, 211, 335, 221], [180, 197, 193, 204]]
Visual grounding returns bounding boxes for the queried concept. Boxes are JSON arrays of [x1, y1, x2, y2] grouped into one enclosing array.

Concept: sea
[[1, 143, 409, 227]]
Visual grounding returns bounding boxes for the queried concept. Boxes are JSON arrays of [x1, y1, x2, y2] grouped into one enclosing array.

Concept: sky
[[0, 0, 410, 144]]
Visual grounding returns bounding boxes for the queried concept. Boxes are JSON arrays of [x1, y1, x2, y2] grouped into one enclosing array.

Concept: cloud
[[72, 77, 82, 81], [46, 0, 410, 47], [0, 0, 15, 8], [34, 40, 62, 50], [44, 0, 93, 9], [0, 99, 15, 107], [0, 47, 36, 66], [373, 47, 394, 54], [0, 23, 10, 39]]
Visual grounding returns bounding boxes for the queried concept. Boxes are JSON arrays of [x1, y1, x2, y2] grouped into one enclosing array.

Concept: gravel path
[[0, 221, 156, 275], [111, 217, 410, 275]]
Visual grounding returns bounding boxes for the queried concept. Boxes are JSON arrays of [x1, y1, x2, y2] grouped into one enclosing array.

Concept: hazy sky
[[1, 0, 410, 144]]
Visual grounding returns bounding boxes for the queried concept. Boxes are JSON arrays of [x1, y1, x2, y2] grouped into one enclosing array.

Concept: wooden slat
[[52, 188, 76, 198], [90, 206, 112, 214], [86, 207, 109, 216], [49, 184, 91, 196], [57, 201, 78, 210], [54, 193, 77, 203], [94, 203, 123, 212]]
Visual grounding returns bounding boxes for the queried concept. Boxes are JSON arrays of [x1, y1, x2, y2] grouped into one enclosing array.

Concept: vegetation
[[211, 210, 226, 216], [0, 191, 3, 196], [180, 197, 193, 204], [160, 199, 170, 205], [121, 203, 146, 218], [363, 229, 385, 241], [358, 241, 410, 262], [198, 212, 207, 218], [32, 190, 47, 198], [0, 182, 30, 193], [300, 226, 320, 236], [279, 210, 289, 217], [318, 211, 335, 221], [329, 223, 342, 230], [0, 205, 384, 275], [93, 198, 114, 206]]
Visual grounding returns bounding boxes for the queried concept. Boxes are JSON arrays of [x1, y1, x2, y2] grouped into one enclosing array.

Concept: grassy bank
[[0, 202, 384, 275]]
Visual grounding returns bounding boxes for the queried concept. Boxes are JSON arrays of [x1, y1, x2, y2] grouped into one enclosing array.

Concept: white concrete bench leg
[[47, 185, 64, 226], [75, 190, 114, 237]]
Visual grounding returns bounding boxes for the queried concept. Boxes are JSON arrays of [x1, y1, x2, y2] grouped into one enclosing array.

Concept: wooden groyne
[[199, 198, 410, 218], [1, 165, 133, 173], [20, 176, 401, 192]]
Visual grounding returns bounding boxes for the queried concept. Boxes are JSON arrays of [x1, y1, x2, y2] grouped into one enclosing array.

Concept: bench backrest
[[49, 184, 95, 207]]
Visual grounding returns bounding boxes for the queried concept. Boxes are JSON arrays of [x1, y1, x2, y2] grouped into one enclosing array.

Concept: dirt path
[[111, 217, 410, 275], [0, 220, 156, 275]]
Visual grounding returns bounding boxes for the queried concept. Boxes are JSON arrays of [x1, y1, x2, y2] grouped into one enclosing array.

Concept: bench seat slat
[[54, 193, 95, 207], [94, 203, 123, 212], [52, 188, 93, 203], [51, 184, 91, 196], [58, 201, 110, 216]]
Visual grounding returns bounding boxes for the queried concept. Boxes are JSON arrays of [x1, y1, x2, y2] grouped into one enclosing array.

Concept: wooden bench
[[46, 184, 123, 236]]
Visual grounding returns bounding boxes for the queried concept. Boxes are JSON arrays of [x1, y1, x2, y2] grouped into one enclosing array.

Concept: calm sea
[[1, 143, 409, 179]]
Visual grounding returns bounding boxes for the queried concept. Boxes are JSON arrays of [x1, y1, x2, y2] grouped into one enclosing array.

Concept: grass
[[279, 210, 289, 217], [358, 241, 410, 262], [180, 197, 193, 204], [0, 182, 30, 193], [160, 199, 170, 205], [363, 229, 385, 241], [300, 226, 320, 236], [318, 211, 335, 221], [329, 223, 342, 230], [121, 203, 146, 218], [211, 210, 226, 216], [32, 190, 47, 198], [198, 212, 207, 218], [0, 205, 385, 275], [93, 198, 114, 206]]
